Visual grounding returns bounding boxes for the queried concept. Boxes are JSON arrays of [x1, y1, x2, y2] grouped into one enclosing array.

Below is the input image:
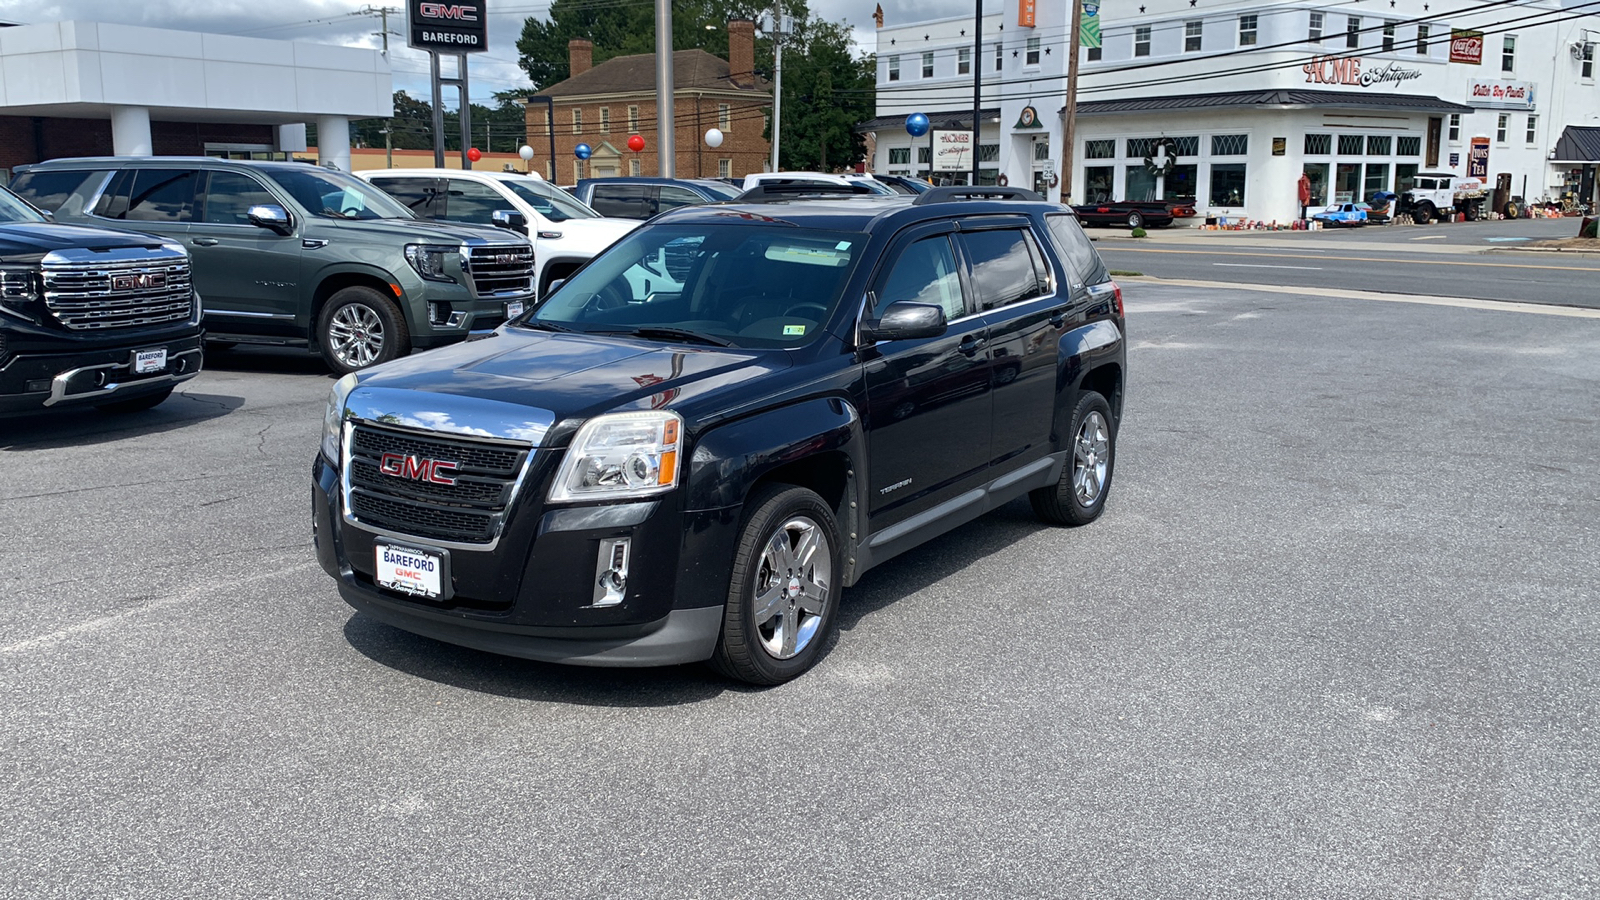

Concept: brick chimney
[[569, 39, 593, 77], [728, 19, 755, 86]]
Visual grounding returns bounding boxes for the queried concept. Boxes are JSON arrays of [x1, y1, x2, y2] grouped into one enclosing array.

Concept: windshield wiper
[[593, 326, 735, 347], [518, 320, 572, 332]]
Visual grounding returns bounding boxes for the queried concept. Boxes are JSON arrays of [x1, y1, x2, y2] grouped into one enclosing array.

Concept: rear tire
[[1031, 392, 1116, 527], [317, 286, 409, 375], [711, 485, 843, 686], [96, 385, 174, 414], [1126, 211, 1144, 229]]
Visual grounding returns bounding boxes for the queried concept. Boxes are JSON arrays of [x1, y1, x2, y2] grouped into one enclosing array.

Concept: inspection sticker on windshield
[[376, 544, 442, 599], [765, 241, 852, 267], [132, 348, 167, 374], [783, 325, 807, 335]]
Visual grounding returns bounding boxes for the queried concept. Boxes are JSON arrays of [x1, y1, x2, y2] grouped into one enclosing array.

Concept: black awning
[[1062, 89, 1474, 117], [1552, 126, 1600, 163], [855, 108, 1001, 133]]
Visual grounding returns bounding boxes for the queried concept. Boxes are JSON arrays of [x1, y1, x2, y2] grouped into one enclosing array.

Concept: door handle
[[957, 335, 987, 356], [192, 238, 219, 246]]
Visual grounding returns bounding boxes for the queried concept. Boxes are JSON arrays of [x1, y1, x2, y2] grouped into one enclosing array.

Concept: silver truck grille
[[42, 257, 194, 331], [345, 422, 532, 545], [465, 244, 534, 297]]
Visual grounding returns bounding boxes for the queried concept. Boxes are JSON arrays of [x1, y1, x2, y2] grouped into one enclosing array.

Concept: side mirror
[[545, 278, 566, 297], [247, 204, 292, 235], [492, 209, 528, 234], [861, 301, 947, 343], [40, 209, 54, 223]]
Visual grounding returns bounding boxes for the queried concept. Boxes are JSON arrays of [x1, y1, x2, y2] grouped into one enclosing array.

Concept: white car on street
[[360, 168, 639, 298], [740, 171, 896, 195]]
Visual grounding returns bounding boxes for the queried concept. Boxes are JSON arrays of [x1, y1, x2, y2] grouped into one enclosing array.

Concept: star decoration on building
[[960, 29, 966, 36], [1013, 50, 1019, 57], [1045, 47, 1051, 54], [1139, 4, 1145, 11], [1189, 0, 1196, 6], [889, 38, 895, 45], [924, 34, 930, 40]]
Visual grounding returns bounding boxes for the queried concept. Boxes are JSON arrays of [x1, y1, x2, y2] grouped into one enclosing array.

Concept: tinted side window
[[590, 184, 650, 219], [121, 169, 200, 222], [10, 170, 96, 213], [1045, 214, 1102, 285], [657, 185, 702, 211], [878, 235, 965, 321], [957, 228, 1047, 312], [440, 179, 507, 225], [370, 177, 441, 218], [200, 171, 277, 225]]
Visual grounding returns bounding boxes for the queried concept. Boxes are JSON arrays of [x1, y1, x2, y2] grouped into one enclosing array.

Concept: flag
[[1080, 0, 1101, 50]]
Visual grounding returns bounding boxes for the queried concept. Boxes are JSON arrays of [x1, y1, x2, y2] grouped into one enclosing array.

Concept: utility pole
[[767, 9, 791, 172], [656, 0, 676, 176], [1061, 0, 1084, 203], [360, 7, 401, 168], [972, 0, 982, 186]]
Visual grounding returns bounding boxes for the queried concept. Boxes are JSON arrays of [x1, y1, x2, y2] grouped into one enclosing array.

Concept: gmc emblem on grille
[[379, 452, 461, 485], [111, 272, 167, 291], [493, 253, 520, 264]]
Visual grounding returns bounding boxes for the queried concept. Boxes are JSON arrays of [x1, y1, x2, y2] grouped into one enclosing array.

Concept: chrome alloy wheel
[[1072, 410, 1111, 506], [751, 516, 832, 660], [327, 303, 385, 369]]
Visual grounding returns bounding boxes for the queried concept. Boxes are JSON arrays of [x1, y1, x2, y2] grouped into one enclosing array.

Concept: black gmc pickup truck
[[313, 186, 1125, 684], [0, 185, 202, 415]]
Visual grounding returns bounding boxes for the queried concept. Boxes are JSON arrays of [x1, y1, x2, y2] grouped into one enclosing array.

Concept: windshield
[[264, 167, 414, 220], [0, 186, 47, 224], [502, 178, 600, 221], [522, 222, 867, 349]]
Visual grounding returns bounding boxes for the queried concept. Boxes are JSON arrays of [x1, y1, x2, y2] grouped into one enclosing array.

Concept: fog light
[[427, 301, 453, 325], [592, 537, 630, 607]]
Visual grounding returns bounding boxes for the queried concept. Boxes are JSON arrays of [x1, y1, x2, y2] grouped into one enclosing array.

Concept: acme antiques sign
[[1449, 29, 1484, 65], [1303, 56, 1424, 88]]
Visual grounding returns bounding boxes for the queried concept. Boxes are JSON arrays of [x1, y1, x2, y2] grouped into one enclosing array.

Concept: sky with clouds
[[0, 0, 969, 101]]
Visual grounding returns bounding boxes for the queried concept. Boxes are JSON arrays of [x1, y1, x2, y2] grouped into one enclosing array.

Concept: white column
[[317, 116, 351, 171], [110, 106, 152, 156]]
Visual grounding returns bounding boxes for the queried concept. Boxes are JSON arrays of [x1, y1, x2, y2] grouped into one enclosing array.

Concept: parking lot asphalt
[[3, 284, 1598, 898]]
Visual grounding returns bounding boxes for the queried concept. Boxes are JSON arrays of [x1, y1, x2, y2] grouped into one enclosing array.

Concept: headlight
[[0, 267, 39, 321], [549, 411, 683, 503], [404, 243, 457, 283], [321, 372, 360, 462]]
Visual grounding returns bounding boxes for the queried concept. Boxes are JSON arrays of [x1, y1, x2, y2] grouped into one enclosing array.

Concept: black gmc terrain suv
[[312, 186, 1125, 684]]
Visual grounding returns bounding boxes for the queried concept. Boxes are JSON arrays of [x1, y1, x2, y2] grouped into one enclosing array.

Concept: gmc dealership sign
[[408, 0, 488, 53]]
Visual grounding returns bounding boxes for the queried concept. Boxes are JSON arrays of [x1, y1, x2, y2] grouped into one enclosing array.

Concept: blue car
[[1312, 202, 1368, 227], [569, 177, 743, 221]]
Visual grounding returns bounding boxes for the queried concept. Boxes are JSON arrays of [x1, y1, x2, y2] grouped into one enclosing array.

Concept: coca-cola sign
[[1450, 29, 1483, 65]]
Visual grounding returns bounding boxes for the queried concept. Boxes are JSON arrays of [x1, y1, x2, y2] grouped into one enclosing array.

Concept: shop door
[[1426, 117, 1442, 168]]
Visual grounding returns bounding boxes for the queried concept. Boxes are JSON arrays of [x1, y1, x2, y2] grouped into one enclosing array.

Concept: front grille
[[465, 244, 534, 297], [42, 257, 194, 331], [346, 422, 531, 545]]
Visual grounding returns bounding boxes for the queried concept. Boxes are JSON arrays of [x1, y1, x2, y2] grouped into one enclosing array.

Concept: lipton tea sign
[[1450, 30, 1484, 65]]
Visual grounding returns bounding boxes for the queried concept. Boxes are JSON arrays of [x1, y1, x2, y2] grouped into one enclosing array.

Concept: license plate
[[133, 348, 167, 375], [375, 544, 443, 599], [505, 301, 525, 319]]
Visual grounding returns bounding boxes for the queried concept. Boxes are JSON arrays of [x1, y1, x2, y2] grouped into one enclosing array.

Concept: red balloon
[[467, 147, 482, 162], [627, 134, 645, 153]]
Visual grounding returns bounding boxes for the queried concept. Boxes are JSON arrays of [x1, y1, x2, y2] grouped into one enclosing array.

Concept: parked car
[[362, 169, 637, 299], [1312, 202, 1368, 227], [871, 174, 933, 195], [11, 158, 533, 374], [0, 183, 203, 414], [568, 178, 742, 222], [1070, 199, 1176, 229], [741, 171, 897, 195], [311, 186, 1125, 685]]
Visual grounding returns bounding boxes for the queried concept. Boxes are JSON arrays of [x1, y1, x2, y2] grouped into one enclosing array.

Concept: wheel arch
[[1057, 319, 1125, 437], [310, 268, 411, 347]]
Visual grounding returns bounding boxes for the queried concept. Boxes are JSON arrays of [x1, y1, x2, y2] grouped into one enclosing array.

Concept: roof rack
[[913, 186, 1046, 205], [736, 182, 885, 202]]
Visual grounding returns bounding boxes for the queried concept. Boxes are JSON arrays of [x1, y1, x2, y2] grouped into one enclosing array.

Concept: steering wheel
[[783, 303, 829, 319]]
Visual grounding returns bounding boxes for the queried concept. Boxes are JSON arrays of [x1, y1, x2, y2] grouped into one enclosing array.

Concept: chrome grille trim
[[464, 243, 534, 298], [41, 247, 195, 332]]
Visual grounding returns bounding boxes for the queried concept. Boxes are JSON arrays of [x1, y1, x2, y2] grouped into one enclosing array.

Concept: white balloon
[[518, 144, 535, 161], [704, 128, 724, 149]]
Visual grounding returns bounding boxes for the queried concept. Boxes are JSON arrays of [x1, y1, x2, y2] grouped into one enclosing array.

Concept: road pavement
[[1093, 217, 1600, 308], [3, 285, 1599, 898]]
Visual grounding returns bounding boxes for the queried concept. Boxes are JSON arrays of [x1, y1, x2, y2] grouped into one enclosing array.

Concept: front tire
[[1030, 391, 1116, 526], [711, 485, 843, 685], [1126, 211, 1144, 229], [317, 286, 409, 375]]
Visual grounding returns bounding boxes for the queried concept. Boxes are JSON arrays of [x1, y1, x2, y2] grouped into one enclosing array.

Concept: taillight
[[1110, 280, 1124, 318]]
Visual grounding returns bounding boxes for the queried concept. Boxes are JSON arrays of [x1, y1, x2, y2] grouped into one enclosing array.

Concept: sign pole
[[971, 0, 982, 187], [458, 54, 472, 169], [409, 0, 489, 169], [431, 51, 446, 167]]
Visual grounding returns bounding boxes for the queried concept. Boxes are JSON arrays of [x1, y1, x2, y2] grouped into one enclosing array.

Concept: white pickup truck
[[1403, 173, 1486, 222]]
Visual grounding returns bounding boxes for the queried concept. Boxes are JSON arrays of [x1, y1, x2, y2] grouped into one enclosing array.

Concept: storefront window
[[1085, 166, 1115, 202], [1211, 134, 1248, 156], [1305, 134, 1332, 155], [1366, 135, 1392, 156], [1397, 136, 1421, 156], [1127, 137, 1156, 158], [1085, 140, 1116, 159], [978, 169, 1000, 186], [1163, 165, 1198, 202], [1334, 162, 1360, 202], [1338, 134, 1364, 155], [1302, 163, 1330, 206], [1396, 164, 1418, 193], [1209, 164, 1246, 206], [889, 148, 910, 165], [978, 144, 1000, 162], [1126, 166, 1156, 201], [1363, 163, 1390, 198], [1171, 136, 1200, 156]]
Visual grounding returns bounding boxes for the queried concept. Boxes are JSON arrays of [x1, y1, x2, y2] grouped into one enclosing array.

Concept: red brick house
[[528, 20, 770, 183]]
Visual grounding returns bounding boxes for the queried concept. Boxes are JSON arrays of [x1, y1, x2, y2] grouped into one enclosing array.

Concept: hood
[[321, 216, 526, 246], [344, 327, 791, 444], [0, 221, 170, 260]]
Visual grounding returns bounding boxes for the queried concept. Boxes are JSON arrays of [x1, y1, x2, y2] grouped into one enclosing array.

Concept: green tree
[[768, 18, 874, 172], [515, 0, 767, 90]]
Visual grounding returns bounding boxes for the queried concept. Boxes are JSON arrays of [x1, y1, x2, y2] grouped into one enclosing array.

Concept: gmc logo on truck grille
[[493, 253, 520, 264], [379, 452, 461, 485], [111, 272, 167, 291]]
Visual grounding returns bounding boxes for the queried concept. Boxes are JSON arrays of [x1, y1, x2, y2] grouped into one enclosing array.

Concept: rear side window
[[878, 235, 965, 321], [10, 170, 96, 213], [1046, 214, 1105, 285], [370, 177, 441, 217], [657, 185, 702, 211], [956, 227, 1049, 312], [96, 169, 200, 222], [440, 178, 508, 225], [590, 184, 652, 219], [200, 171, 277, 225]]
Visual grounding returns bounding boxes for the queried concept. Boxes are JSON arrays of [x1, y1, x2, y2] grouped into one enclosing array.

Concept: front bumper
[[408, 292, 531, 348], [311, 453, 735, 667], [0, 330, 203, 413]]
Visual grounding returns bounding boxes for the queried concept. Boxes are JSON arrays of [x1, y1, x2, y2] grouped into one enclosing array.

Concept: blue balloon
[[575, 143, 592, 160], [905, 113, 930, 138]]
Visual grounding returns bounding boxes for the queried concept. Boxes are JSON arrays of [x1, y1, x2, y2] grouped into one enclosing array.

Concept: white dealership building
[[867, 0, 1600, 221]]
